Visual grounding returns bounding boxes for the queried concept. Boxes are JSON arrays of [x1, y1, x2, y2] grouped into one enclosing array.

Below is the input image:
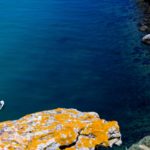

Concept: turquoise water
[[0, 0, 150, 148]]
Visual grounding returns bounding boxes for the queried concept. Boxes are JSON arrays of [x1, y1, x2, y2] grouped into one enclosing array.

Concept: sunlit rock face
[[0, 108, 122, 150]]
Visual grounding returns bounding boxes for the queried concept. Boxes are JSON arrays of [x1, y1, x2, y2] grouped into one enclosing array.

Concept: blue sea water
[[0, 0, 150, 148]]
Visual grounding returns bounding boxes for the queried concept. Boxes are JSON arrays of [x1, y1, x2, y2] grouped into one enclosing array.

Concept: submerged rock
[[0, 108, 122, 150], [137, 0, 150, 44], [128, 136, 150, 150], [139, 25, 149, 32]]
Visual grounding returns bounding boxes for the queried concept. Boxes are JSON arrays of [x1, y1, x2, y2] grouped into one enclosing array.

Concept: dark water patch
[[57, 37, 74, 44], [142, 58, 150, 65], [131, 46, 144, 55], [147, 72, 150, 77], [133, 57, 141, 63]]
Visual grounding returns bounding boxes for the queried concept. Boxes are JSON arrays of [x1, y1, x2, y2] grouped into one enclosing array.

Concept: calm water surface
[[0, 0, 150, 148]]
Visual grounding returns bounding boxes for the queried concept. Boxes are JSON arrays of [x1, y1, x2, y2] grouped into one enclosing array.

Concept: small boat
[[0, 100, 4, 110]]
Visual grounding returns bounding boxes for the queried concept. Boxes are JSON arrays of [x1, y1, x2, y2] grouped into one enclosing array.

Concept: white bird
[[0, 100, 4, 110]]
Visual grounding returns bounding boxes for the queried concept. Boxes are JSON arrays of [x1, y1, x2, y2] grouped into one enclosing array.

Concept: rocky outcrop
[[137, 0, 150, 43], [0, 108, 122, 150], [137, 0, 150, 32], [128, 136, 150, 150]]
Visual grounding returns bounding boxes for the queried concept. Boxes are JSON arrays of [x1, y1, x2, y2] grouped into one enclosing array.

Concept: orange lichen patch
[[55, 126, 77, 145], [65, 147, 76, 150], [0, 108, 121, 150]]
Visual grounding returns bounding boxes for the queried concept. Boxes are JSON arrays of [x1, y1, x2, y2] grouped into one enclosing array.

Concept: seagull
[[0, 100, 4, 110]]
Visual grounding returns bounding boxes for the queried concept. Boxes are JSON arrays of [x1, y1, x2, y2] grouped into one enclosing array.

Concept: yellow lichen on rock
[[0, 108, 122, 150]]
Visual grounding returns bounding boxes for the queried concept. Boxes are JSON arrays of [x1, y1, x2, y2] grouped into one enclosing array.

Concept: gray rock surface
[[128, 136, 150, 150]]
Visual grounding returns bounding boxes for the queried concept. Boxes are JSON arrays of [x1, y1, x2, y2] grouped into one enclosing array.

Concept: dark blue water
[[0, 0, 150, 148]]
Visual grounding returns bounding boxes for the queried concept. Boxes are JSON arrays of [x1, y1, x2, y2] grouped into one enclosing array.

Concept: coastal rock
[[128, 136, 150, 150], [142, 34, 150, 44], [137, 0, 150, 34], [0, 108, 122, 150], [139, 25, 149, 32]]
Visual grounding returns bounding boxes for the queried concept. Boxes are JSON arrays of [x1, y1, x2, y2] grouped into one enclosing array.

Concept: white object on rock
[[0, 100, 4, 110], [142, 34, 150, 44]]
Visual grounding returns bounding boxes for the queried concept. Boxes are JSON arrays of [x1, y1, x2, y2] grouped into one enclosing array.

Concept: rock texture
[[142, 34, 150, 44], [137, 0, 150, 43], [128, 136, 150, 150], [137, 0, 150, 32], [0, 108, 121, 150]]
